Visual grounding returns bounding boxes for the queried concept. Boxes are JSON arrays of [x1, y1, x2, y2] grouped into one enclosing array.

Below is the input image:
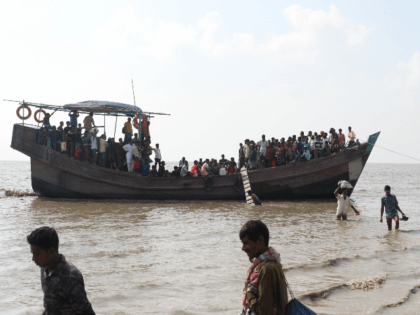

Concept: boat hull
[[12, 124, 377, 200]]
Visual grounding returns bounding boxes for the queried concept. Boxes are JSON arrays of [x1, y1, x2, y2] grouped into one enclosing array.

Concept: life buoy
[[133, 115, 140, 129], [16, 105, 32, 120], [234, 177, 243, 192], [34, 109, 47, 123], [204, 176, 214, 191]]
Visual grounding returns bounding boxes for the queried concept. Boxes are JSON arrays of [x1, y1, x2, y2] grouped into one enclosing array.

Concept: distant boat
[[10, 100, 380, 199]]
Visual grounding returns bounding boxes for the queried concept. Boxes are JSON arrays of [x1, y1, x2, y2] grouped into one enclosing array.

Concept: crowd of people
[[35, 110, 359, 177], [238, 127, 358, 170], [35, 110, 167, 177]]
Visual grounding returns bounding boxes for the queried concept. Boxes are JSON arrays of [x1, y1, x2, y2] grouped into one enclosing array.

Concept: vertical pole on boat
[[113, 114, 117, 139], [103, 105, 106, 138], [131, 79, 139, 139], [21, 100, 26, 151]]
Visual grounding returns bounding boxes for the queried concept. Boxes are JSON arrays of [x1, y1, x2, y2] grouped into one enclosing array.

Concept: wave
[[300, 273, 387, 301], [379, 285, 420, 309], [284, 256, 350, 271], [0, 189, 37, 198], [348, 273, 387, 291], [399, 230, 420, 234]]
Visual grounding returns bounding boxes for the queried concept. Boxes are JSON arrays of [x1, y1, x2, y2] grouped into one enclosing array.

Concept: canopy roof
[[64, 101, 142, 113]]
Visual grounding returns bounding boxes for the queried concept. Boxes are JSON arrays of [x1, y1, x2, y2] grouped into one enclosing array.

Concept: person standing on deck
[[380, 185, 406, 230], [338, 128, 346, 149], [239, 143, 245, 169], [239, 220, 288, 315], [150, 143, 162, 168], [69, 110, 79, 128], [334, 183, 360, 220], [43, 110, 57, 129], [123, 140, 135, 172], [179, 157, 186, 168], [99, 135, 108, 167], [27, 226, 95, 315], [257, 135, 268, 169], [124, 118, 133, 143], [83, 112, 95, 132], [243, 140, 251, 167]]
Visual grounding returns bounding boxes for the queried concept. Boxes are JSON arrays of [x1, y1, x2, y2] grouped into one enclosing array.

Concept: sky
[[0, 0, 419, 163]]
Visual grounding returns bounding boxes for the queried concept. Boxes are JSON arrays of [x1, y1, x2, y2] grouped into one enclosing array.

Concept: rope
[[368, 142, 420, 162]]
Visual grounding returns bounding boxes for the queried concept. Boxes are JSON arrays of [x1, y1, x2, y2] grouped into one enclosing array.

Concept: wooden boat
[[11, 123, 380, 200]]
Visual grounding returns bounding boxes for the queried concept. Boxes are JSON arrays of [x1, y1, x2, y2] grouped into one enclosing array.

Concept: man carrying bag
[[239, 220, 317, 315]]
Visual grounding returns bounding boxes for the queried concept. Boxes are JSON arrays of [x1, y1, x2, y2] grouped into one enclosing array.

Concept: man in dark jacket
[[27, 226, 95, 315]]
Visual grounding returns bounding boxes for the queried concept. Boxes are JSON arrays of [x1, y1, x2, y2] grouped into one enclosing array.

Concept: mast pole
[[132, 79, 140, 139]]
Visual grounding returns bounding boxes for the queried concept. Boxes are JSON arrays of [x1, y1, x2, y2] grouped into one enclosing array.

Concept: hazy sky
[[1, 0, 419, 163]]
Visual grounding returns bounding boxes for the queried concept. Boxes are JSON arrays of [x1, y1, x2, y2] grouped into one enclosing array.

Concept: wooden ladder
[[240, 167, 254, 206]]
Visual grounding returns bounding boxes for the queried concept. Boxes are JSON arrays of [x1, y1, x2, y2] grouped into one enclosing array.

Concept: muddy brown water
[[1, 162, 420, 314]]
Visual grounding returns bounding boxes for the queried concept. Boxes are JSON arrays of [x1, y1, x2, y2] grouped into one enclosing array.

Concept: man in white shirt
[[348, 127, 356, 147], [334, 184, 360, 220], [151, 143, 162, 168], [257, 135, 268, 168], [179, 157, 186, 168], [89, 128, 99, 165], [123, 140, 134, 172], [180, 161, 189, 177]]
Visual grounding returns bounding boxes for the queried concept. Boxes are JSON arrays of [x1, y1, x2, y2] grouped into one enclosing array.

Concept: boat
[[9, 100, 380, 200]]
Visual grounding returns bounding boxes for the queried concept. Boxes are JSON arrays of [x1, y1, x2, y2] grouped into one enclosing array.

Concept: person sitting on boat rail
[[83, 112, 95, 132], [158, 161, 166, 177], [180, 161, 189, 177], [141, 158, 150, 176], [219, 154, 228, 167], [228, 158, 237, 174], [348, 126, 356, 147], [301, 146, 311, 162], [190, 160, 201, 177], [201, 159, 210, 176]]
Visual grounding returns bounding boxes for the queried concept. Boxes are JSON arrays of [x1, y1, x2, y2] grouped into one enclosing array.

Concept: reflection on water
[[0, 163, 420, 314]]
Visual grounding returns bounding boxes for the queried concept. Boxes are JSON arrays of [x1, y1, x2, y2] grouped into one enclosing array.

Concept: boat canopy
[[64, 101, 142, 114]]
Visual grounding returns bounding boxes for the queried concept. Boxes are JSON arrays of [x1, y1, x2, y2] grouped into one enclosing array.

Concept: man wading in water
[[334, 184, 360, 220], [27, 226, 95, 315], [240, 220, 288, 315], [380, 185, 406, 230]]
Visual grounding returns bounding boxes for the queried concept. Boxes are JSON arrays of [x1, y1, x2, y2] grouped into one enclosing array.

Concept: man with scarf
[[240, 220, 288, 315]]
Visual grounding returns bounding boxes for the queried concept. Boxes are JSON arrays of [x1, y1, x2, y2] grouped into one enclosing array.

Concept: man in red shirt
[[190, 160, 201, 177]]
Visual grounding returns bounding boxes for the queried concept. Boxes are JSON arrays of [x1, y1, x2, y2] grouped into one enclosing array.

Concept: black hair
[[27, 226, 59, 252], [239, 220, 269, 246], [384, 185, 391, 191]]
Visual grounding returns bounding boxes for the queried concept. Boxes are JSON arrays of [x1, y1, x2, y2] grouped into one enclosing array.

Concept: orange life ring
[[34, 109, 47, 123], [16, 105, 32, 120], [133, 115, 140, 129]]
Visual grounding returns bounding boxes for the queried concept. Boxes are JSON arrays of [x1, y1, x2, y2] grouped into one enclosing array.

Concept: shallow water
[[0, 161, 419, 314]]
